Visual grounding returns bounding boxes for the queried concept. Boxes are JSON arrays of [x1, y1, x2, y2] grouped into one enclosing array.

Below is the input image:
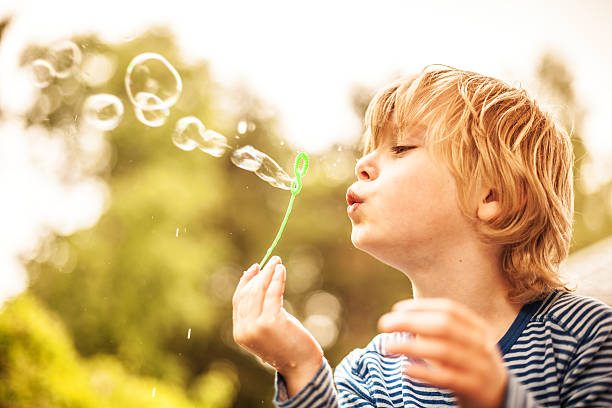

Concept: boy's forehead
[[381, 115, 426, 144]]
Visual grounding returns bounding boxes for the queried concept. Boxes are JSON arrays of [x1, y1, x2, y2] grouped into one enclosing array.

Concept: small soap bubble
[[50, 40, 82, 78], [199, 129, 228, 157], [231, 145, 264, 171], [172, 116, 206, 151], [337, 146, 343, 152], [134, 92, 170, 127], [125, 53, 182, 111], [172, 116, 228, 157], [152, 387, 156, 398], [187, 328, 191, 340], [237, 120, 248, 135], [31, 59, 55, 88], [176, 227, 179, 237], [83, 94, 124, 131], [255, 155, 293, 190]]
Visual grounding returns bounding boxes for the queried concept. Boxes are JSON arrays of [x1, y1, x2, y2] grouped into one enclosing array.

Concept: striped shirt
[[274, 291, 612, 407]]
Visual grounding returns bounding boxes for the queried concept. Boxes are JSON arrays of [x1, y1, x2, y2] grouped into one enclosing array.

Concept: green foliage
[[536, 53, 612, 251], [17, 28, 408, 406], [14, 27, 607, 408], [0, 293, 214, 408]]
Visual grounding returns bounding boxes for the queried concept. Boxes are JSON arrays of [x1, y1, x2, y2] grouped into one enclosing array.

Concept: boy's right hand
[[232, 256, 324, 398]]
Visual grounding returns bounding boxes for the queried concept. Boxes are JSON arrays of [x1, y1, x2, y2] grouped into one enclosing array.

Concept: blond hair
[[364, 66, 574, 303]]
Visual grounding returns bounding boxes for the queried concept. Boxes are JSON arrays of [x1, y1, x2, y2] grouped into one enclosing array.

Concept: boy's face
[[347, 117, 474, 270]]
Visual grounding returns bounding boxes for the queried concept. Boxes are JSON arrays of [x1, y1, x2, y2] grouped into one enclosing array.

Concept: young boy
[[232, 67, 612, 407]]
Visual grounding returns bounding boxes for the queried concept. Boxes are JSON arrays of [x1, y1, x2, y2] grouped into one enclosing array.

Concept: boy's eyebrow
[[396, 126, 426, 144]]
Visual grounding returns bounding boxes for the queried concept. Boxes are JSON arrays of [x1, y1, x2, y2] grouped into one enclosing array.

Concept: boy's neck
[[404, 241, 523, 342]]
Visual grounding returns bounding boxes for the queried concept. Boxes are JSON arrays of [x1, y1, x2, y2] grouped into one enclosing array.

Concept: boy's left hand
[[378, 298, 507, 408]]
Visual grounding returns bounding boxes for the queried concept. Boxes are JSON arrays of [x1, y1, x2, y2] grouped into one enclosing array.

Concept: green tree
[[18, 27, 411, 407], [536, 53, 612, 251]]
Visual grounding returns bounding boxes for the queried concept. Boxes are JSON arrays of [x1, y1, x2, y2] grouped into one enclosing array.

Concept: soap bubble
[[50, 40, 82, 78], [256, 156, 293, 190], [231, 145, 264, 171], [172, 116, 203, 151], [199, 129, 228, 157], [83, 94, 124, 131], [172, 116, 228, 157], [31, 59, 55, 88], [125, 53, 182, 111], [231, 145, 293, 190], [134, 92, 169, 127]]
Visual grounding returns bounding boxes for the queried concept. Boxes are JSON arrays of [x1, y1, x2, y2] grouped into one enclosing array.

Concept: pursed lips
[[346, 188, 364, 215]]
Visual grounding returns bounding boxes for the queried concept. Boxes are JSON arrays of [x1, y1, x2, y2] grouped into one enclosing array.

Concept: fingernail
[[275, 264, 284, 274]]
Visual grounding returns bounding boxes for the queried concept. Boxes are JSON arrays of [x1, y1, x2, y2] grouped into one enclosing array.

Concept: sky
[[1, 0, 612, 303]]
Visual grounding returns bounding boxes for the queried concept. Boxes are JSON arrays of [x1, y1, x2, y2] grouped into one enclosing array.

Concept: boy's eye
[[391, 145, 416, 154]]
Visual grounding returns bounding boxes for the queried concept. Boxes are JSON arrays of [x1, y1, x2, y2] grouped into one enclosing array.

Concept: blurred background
[[0, 0, 611, 406]]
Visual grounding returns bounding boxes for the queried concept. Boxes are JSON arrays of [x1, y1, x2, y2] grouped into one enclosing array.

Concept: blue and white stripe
[[274, 291, 612, 407]]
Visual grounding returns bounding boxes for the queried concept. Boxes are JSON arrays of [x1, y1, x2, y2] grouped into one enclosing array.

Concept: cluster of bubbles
[[28, 43, 294, 190], [30, 40, 83, 87]]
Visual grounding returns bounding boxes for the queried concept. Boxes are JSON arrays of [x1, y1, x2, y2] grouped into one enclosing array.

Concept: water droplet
[[176, 227, 179, 237], [50, 40, 82, 78], [125, 53, 182, 111], [31, 59, 55, 88], [152, 387, 156, 398], [134, 92, 169, 127], [289, 361, 297, 368], [237, 120, 247, 134], [83, 94, 124, 131], [187, 328, 191, 340], [231, 145, 264, 171]]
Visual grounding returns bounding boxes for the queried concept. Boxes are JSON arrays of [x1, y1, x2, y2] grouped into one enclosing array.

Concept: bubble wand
[[259, 152, 309, 266]]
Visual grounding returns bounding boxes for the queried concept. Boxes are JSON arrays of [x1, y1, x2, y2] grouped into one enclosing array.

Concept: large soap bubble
[[49, 40, 82, 78], [134, 92, 170, 127], [83, 94, 124, 130], [231, 145, 264, 171], [172, 116, 228, 157], [125, 53, 182, 111], [231, 145, 293, 190]]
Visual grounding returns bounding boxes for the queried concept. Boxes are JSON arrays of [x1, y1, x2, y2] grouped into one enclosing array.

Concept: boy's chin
[[351, 228, 378, 252]]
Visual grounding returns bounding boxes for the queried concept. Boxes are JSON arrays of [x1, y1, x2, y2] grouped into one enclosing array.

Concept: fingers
[[262, 263, 286, 316], [379, 299, 490, 350], [246, 256, 282, 317], [235, 263, 260, 321], [385, 335, 471, 371], [391, 298, 485, 332]]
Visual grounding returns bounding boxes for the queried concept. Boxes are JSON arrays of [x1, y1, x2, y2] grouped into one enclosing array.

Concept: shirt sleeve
[[273, 351, 380, 408], [273, 357, 339, 408], [504, 304, 612, 407], [561, 307, 612, 406]]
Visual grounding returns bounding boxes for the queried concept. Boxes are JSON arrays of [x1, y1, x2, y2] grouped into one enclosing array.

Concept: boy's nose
[[355, 154, 377, 181]]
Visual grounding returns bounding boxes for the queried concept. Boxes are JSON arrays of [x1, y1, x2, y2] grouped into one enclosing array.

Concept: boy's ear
[[477, 188, 501, 222]]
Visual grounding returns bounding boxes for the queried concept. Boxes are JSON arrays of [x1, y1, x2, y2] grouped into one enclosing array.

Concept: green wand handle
[[259, 152, 309, 266]]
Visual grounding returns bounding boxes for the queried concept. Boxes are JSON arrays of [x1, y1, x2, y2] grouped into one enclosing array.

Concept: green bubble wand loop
[[259, 152, 309, 266]]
